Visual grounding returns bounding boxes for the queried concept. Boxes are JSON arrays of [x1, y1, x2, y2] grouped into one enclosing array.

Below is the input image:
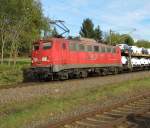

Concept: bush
[[0, 59, 30, 86]]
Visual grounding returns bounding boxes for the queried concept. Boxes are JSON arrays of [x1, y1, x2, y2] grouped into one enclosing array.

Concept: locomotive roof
[[33, 38, 53, 44], [33, 37, 117, 48], [69, 38, 116, 47]]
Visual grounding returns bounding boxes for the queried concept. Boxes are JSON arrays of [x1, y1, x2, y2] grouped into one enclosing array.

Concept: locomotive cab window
[[33, 44, 39, 51], [43, 42, 52, 50]]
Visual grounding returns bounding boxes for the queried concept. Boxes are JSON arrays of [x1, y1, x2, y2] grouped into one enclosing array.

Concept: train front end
[[23, 39, 54, 81]]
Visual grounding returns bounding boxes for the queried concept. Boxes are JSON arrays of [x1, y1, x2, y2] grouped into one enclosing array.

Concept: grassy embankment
[[0, 77, 150, 128], [0, 58, 30, 87]]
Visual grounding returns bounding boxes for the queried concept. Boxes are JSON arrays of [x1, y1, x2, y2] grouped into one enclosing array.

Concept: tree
[[79, 18, 103, 42], [0, 0, 50, 65], [79, 18, 95, 38], [104, 32, 122, 45], [0, 0, 11, 64], [105, 32, 134, 45], [136, 40, 150, 48], [121, 34, 134, 45], [94, 25, 102, 42], [0, 15, 9, 64]]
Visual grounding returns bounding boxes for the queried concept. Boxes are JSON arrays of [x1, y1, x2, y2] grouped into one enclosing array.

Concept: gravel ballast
[[0, 71, 150, 105]]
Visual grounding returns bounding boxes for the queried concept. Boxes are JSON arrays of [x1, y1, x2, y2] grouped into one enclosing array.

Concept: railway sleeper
[[95, 114, 115, 120], [85, 119, 109, 124], [75, 120, 103, 127], [48, 95, 150, 128]]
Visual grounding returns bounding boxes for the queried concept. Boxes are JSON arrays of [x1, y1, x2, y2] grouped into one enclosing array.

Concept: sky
[[41, 0, 150, 41]]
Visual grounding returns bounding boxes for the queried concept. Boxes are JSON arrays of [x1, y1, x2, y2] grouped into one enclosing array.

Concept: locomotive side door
[[61, 40, 68, 65]]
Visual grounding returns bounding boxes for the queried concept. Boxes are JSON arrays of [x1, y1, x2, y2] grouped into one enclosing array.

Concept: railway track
[[1, 70, 150, 90], [47, 93, 150, 128]]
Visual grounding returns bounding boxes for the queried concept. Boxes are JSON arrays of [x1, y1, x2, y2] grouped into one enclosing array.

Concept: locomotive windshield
[[33, 44, 39, 51], [43, 42, 52, 50]]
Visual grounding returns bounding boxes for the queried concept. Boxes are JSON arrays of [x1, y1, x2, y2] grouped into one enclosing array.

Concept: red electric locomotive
[[23, 37, 122, 81]]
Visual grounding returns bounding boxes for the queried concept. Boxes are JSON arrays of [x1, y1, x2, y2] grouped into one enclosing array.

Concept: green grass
[[0, 77, 150, 128], [0, 59, 30, 87]]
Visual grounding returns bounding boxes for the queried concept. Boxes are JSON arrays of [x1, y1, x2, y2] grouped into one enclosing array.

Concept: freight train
[[23, 37, 150, 81]]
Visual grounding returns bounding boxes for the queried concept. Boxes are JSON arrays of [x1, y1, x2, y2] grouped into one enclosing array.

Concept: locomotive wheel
[[73, 70, 88, 79], [96, 70, 101, 76], [58, 71, 69, 80], [68, 73, 74, 79], [81, 70, 88, 78], [112, 67, 118, 75], [101, 69, 108, 76], [118, 68, 123, 74]]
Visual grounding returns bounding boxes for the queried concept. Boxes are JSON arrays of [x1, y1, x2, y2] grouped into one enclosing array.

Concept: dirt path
[[0, 71, 150, 104]]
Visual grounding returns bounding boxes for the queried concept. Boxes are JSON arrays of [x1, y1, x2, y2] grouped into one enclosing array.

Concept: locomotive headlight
[[42, 56, 48, 61], [32, 57, 38, 62]]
